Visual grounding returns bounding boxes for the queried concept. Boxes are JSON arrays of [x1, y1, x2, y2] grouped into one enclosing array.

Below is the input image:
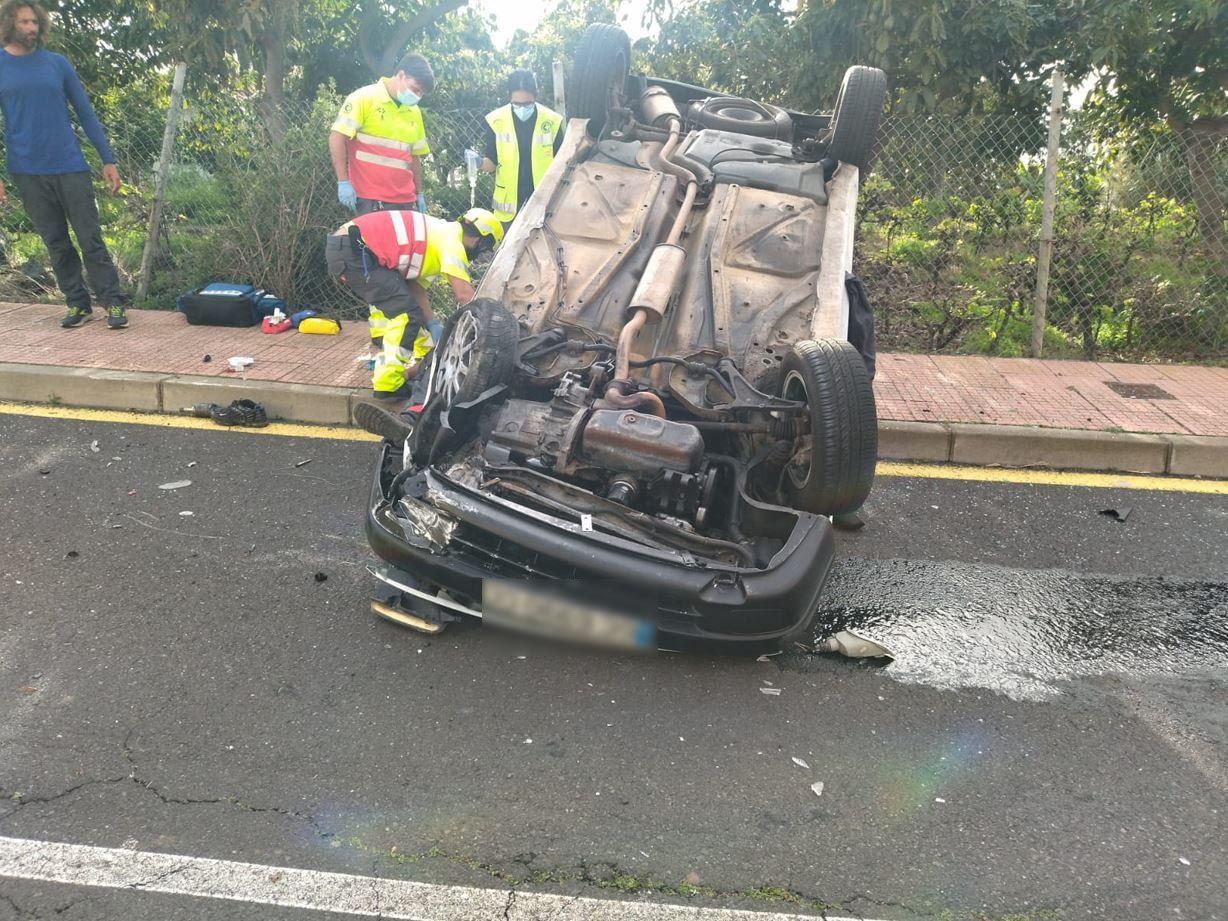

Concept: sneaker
[[209, 399, 269, 428], [60, 307, 93, 328], [105, 305, 128, 329], [354, 401, 415, 444]]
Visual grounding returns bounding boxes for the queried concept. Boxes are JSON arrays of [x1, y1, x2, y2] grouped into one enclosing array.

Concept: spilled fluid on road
[[810, 558, 1228, 700]]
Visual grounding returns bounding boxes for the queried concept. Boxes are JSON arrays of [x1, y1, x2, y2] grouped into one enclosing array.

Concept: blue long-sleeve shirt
[[0, 48, 114, 175]]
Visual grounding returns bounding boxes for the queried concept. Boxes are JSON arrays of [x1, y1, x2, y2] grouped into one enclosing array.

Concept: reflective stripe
[[410, 210, 427, 239], [442, 254, 468, 273], [397, 254, 411, 274], [411, 141, 430, 154], [495, 132, 515, 144], [492, 199, 516, 214], [389, 210, 409, 246], [354, 150, 413, 170], [533, 133, 553, 145], [406, 249, 424, 277], [356, 131, 413, 153]]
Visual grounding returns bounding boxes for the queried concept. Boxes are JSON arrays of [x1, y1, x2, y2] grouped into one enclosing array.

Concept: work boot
[[60, 307, 93, 328], [372, 382, 414, 401], [106, 305, 129, 329], [354, 401, 415, 444]]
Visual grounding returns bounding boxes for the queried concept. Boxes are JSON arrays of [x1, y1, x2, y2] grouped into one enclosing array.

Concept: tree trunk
[[358, 0, 470, 76], [1174, 120, 1227, 247], [257, 0, 294, 144]]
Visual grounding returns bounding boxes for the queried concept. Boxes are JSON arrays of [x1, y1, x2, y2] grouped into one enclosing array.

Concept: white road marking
[[0, 835, 880, 920]]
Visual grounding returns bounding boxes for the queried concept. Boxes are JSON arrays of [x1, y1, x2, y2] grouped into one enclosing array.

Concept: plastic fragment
[[89, 440, 100, 453], [791, 757, 810, 769], [1179, 857, 1191, 866], [759, 687, 781, 696], [159, 480, 192, 490], [179, 511, 194, 517], [822, 630, 893, 658], [811, 782, 824, 797]]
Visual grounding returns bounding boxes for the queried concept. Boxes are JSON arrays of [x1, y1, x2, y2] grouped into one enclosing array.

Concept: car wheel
[[432, 298, 519, 406], [779, 338, 877, 516], [572, 23, 631, 138], [413, 299, 519, 463], [827, 66, 887, 170]]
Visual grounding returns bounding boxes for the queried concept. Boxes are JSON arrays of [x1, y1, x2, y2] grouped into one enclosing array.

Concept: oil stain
[[807, 558, 1228, 700]]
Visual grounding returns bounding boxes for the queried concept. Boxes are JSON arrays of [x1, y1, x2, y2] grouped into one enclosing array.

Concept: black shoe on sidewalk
[[61, 307, 93, 328], [354, 401, 415, 444], [106, 305, 128, 329]]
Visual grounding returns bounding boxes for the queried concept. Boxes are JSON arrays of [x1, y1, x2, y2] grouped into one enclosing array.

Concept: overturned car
[[365, 25, 886, 654]]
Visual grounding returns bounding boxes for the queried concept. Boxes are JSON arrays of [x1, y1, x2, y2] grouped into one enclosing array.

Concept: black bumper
[[364, 445, 835, 654]]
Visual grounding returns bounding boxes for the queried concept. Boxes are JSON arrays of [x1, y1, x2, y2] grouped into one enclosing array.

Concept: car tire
[[413, 299, 519, 463], [827, 65, 887, 170], [572, 23, 631, 138], [779, 338, 877, 516], [432, 298, 519, 406]]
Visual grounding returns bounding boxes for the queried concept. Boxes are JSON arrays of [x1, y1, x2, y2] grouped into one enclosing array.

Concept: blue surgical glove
[[425, 318, 444, 345], [415, 193, 427, 213], [337, 180, 357, 210]]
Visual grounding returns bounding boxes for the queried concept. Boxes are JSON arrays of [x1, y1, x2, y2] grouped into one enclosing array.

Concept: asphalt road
[[1, 410, 1226, 921]]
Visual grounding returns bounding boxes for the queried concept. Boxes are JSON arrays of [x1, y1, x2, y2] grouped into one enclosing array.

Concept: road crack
[[122, 728, 333, 840]]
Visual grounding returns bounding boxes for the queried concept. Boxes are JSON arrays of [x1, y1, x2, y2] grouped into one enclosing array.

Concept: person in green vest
[[480, 69, 564, 224]]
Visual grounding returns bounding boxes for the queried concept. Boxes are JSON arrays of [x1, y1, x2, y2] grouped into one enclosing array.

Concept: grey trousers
[[13, 171, 124, 310]]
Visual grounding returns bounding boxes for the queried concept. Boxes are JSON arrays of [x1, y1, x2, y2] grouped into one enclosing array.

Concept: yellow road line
[[3, 401, 1224, 493], [0, 401, 376, 442], [878, 461, 1228, 494]]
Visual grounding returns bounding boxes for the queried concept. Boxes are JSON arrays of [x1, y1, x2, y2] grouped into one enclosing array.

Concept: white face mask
[[512, 103, 536, 122], [397, 89, 421, 107]]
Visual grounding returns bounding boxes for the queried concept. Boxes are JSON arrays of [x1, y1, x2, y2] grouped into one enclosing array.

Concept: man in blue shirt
[[0, 1, 127, 328]]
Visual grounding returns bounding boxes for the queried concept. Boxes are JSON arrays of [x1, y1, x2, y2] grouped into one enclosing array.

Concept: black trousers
[[324, 235, 425, 347], [356, 197, 415, 216], [13, 171, 123, 311]]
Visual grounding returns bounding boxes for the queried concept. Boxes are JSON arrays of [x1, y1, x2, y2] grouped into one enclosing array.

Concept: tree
[[1059, 0, 1227, 244]]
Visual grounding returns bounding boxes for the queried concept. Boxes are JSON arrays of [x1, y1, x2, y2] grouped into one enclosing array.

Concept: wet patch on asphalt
[[801, 558, 1228, 700]]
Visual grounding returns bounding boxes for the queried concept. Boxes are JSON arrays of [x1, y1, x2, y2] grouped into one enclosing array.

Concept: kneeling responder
[[326, 207, 504, 399]]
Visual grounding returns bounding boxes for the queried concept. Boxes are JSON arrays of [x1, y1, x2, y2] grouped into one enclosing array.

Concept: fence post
[[1031, 66, 1064, 358], [136, 62, 188, 302], [552, 60, 567, 118]]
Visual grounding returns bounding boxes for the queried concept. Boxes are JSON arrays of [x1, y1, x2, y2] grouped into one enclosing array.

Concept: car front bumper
[[365, 445, 835, 654]]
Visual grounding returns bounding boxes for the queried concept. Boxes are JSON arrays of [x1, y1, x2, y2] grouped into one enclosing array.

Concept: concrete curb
[[3, 362, 1227, 479]]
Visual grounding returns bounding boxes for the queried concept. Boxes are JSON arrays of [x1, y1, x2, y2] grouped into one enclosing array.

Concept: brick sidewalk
[[0, 302, 371, 389], [2, 302, 1227, 437]]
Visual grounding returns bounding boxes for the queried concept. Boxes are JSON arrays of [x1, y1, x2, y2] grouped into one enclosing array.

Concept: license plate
[[482, 579, 656, 652]]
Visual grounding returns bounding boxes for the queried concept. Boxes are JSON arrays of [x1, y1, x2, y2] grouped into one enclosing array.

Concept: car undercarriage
[[364, 25, 886, 652]]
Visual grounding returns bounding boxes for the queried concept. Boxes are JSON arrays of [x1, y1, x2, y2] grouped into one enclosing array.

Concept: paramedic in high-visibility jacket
[[325, 208, 504, 399], [481, 69, 563, 224], [330, 54, 434, 216]]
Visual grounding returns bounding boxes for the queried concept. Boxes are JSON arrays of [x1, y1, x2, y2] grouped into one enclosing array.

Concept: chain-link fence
[[1, 80, 1225, 361], [860, 109, 1228, 361]]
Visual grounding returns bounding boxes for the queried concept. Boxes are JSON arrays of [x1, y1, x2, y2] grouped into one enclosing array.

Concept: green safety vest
[[485, 104, 564, 222]]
